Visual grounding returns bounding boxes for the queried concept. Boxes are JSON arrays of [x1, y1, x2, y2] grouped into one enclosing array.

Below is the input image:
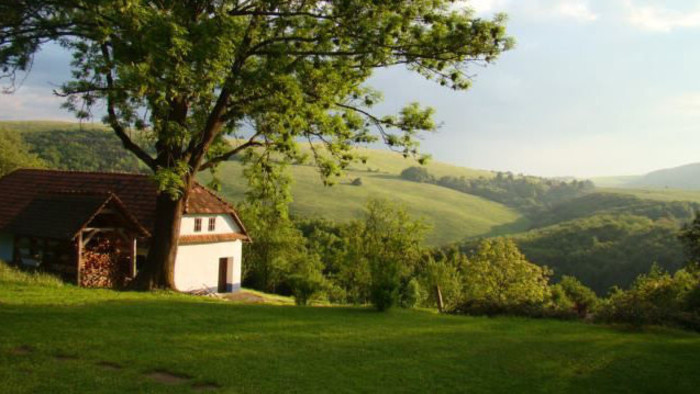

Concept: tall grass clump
[[0, 260, 64, 287]]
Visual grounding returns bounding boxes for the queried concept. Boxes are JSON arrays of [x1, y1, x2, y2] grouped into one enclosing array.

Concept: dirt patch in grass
[[192, 382, 221, 392], [221, 291, 266, 303], [97, 361, 122, 371], [10, 345, 34, 355], [54, 354, 79, 361], [146, 370, 192, 385]]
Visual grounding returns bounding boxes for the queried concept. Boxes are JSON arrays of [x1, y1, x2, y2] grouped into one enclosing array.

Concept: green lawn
[[2, 265, 700, 393], [203, 161, 526, 246]]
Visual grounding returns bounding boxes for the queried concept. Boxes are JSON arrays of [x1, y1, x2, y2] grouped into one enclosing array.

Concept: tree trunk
[[131, 192, 185, 290]]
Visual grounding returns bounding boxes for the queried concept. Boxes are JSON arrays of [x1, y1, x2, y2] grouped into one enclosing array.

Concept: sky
[[1, 0, 700, 177]]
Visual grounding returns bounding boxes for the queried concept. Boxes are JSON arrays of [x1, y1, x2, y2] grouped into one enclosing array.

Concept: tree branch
[[198, 134, 264, 171], [99, 43, 156, 170]]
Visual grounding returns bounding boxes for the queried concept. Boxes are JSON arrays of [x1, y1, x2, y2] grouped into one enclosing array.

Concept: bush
[[399, 278, 423, 308], [557, 276, 598, 317], [288, 272, 324, 306], [596, 265, 700, 330], [400, 166, 434, 183]]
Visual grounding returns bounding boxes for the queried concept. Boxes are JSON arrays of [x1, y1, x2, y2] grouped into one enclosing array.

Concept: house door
[[218, 257, 233, 293]]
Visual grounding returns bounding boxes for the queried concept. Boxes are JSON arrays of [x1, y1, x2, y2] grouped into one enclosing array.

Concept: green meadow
[[1, 263, 699, 393]]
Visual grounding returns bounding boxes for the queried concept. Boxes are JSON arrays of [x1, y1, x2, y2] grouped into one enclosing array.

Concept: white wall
[[0, 233, 13, 262], [173, 239, 242, 292], [180, 214, 241, 236]]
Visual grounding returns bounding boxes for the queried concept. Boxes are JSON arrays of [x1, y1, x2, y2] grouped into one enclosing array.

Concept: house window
[[208, 217, 216, 232], [194, 218, 202, 232]]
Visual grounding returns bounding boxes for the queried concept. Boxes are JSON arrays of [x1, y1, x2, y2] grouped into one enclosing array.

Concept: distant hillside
[[592, 162, 700, 190], [628, 162, 700, 190]]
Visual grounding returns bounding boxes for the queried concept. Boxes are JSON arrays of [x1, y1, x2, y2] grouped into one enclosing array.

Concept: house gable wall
[[180, 214, 241, 236]]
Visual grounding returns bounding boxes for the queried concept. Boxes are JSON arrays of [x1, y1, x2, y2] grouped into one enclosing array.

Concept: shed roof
[[4, 192, 149, 240]]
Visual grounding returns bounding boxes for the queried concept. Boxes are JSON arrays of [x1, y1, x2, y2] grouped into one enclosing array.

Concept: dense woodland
[[400, 166, 595, 214], [2, 124, 699, 329]]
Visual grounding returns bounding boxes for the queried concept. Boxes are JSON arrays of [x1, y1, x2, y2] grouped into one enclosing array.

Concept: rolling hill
[[628, 162, 700, 190], [203, 159, 528, 246]]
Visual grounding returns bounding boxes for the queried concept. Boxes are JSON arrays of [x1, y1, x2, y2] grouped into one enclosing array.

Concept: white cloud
[[554, 1, 598, 22], [622, 0, 700, 32], [463, 0, 598, 23], [467, 0, 511, 14]]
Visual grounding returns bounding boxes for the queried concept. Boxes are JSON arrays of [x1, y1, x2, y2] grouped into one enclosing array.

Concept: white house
[[0, 169, 249, 293]]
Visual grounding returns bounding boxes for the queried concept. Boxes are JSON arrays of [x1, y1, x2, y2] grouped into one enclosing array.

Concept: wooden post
[[435, 285, 445, 313], [131, 236, 137, 278], [75, 232, 83, 286]]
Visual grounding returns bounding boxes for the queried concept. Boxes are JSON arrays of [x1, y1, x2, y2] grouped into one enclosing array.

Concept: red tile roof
[[178, 233, 248, 245], [0, 169, 247, 239]]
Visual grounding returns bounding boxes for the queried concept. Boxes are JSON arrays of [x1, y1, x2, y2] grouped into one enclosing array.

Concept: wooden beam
[[131, 236, 137, 278]]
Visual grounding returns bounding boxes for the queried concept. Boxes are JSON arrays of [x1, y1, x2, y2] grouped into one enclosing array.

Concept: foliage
[[0, 128, 44, 176], [418, 252, 464, 310], [400, 166, 434, 183], [286, 255, 326, 306], [294, 200, 430, 310], [549, 276, 598, 318], [239, 154, 305, 293], [532, 192, 700, 228], [359, 199, 429, 311], [21, 128, 145, 173], [452, 238, 551, 316], [501, 214, 686, 294], [400, 166, 594, 214], [596, 265, 700, 330], [679, 213, 700, 264]]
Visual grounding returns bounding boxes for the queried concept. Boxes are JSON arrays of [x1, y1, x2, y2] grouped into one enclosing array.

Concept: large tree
[[0, 1, 512, 289]]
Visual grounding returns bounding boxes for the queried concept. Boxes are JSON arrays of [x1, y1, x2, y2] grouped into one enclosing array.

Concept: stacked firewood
[[80, 237, 130, 288]]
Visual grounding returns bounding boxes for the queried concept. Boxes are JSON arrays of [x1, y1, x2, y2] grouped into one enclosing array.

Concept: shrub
[[596, 265, 700, 330], [288, 272, 324, 306], [400, 166, 434, 183], [458, 239, 551, 309], [557, 276, 598, 317], [399, 278, 423, 308]]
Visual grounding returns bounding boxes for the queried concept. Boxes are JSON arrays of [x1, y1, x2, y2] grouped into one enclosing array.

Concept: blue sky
[[1, 0, 699, 177]]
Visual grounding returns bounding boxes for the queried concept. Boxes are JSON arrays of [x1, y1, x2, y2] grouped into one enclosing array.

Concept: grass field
[[2, 264, 700, 393], [204, 161, 527, 246]]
